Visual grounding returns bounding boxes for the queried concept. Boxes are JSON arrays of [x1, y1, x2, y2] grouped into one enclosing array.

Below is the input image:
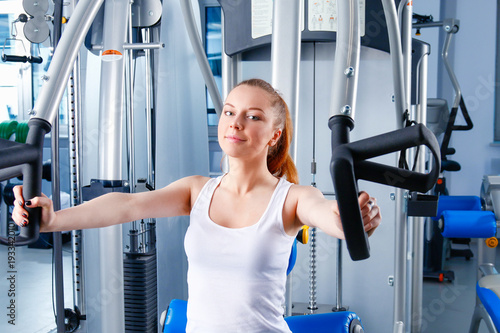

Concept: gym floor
[[421, 241, 494, 333], [0, 240, 497, 333]]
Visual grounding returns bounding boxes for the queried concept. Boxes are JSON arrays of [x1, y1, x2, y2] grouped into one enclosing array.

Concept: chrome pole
[[69, 55, 86, 317], [94, 1, 130, 331], [270, 0, 302, 317], [144, 28, 153, 187], [31, 0, 104, 125], [410, 50, 428, 333], [381, 0, 407, 127], [329, 0, 360, 121], [179, 0, 223, 116]]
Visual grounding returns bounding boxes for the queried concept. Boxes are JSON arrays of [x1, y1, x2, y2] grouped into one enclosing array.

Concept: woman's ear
[[269, 129, 283, 147]]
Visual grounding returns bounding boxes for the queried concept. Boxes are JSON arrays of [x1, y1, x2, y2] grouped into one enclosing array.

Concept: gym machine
[[413, 14, 475, 282], [0, 0, 440, 332], [162, 0, 440, 332], [468, 176, 500, 333], [1, 0, 164, 331]]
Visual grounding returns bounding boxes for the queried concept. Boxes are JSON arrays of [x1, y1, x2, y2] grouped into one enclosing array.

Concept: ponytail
[[236, 79, 299, 184]]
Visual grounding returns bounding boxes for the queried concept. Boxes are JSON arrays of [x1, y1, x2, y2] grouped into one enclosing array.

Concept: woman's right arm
[[12, 175, 209, 233]]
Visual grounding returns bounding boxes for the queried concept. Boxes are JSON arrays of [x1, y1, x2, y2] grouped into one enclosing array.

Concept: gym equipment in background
[[413, 14, 475, 282]]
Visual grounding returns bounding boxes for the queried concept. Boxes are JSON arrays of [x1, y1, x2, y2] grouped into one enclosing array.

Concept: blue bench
[[470, 269, 500, 333], [162, 298, 363, 333]]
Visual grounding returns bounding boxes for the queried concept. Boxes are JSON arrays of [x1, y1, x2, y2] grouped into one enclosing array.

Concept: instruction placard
[[251, 0, 305, 39], [308, 0, 365, 36]]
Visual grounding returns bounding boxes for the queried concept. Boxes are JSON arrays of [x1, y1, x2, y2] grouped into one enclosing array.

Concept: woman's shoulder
[[283, 183, 324, 215], [286, 182, 323, 199], [283, 183, 323, 236], [181, 175, 212, 192]]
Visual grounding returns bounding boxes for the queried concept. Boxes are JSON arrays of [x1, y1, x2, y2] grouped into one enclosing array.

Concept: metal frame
[[180, 0, 223, 117]]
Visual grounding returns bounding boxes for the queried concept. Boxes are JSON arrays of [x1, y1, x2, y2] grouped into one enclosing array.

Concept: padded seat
[[162, 299, 364, 333], [163, 299, 188, 333], [470, 274, 500, 332], [477, 275, 500, 329], [285, 311, 363, 333]]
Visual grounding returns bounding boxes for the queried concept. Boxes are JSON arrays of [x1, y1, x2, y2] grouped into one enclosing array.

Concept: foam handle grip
[[2, 54, 28, 63], [434, 195, 481, 221], [441, 210, 497, 238], [28, 56, 43, 64]]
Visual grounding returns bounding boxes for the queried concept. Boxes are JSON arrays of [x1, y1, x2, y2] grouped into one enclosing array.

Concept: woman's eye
[[224, 110, 233, 116], [248, 115, 260, 121]]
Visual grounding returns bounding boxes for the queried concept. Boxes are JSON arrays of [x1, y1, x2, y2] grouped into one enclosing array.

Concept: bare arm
[[12, 175, 208, 233], [289, 185, 381, 239]]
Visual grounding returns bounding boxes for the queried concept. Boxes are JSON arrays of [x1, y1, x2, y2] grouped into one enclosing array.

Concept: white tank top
[[184, 175, 295, 333]]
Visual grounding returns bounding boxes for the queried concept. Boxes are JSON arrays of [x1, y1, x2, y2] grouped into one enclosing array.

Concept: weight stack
[[124, 253, 158, 333]]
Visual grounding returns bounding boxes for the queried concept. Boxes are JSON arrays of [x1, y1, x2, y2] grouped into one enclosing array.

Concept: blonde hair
[[234, 79, 299, 184]]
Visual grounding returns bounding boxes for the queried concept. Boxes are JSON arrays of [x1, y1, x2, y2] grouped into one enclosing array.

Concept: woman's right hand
[[12, 185, 56, 232]]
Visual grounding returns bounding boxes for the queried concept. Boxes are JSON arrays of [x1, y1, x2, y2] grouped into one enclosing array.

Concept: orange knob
[[486, 237, 498, 248]]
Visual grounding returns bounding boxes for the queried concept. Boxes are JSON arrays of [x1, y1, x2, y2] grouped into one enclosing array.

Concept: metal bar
[[51, 100, 65, 333], [179, 0, 223, 116], [401, 2, 413, 331], [94, 1, 130, 331], [413, 21, 444, 29], [31, 0, 104, 125], [410, 49, 428, 333], [442, 31, 461, 109], [0, 165, 22, 181], [381, 0, 407, 127], [149, 28, 158, 191], [144, 28, 157, 246], [402, 1, 412, 115], [393, 187, 407, 330], [382, 0, 410, 329], [92, 42, 165, 50], [69, 56, 85, 316], [124, 42, 163, 50], [144, 28, 153, 186], [52, 0, 65, 330], [308, 227, 317, 312], [98, 0, 128, 180], [221, 13, 237, 101], [335, 239, 343, 311], [126, 1, 136, 198], [329, 0, 360, 121], [220, 11, 236, 174], [270, 0, 302, 316], [271, 0, 302, 160]]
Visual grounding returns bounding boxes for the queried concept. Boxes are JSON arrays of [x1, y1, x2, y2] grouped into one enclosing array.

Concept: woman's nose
[[229, 116, 242, 129]]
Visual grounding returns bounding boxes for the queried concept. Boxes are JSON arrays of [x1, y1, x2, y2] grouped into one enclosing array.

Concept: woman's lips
[[225, 135, 245, 143]]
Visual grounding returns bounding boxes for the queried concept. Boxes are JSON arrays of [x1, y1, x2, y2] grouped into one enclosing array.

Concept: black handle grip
[[330, 146, 370, 261], [329, 119, 441, 261], [28, 56, 43, 64], [0, 118, 50, 246], [349, 124, 441, 191], [2, 54, 28, 63], [16, 157, 42, 245]]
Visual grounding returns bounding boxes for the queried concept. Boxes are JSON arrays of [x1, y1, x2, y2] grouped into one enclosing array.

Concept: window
[[204, 4, 222, 125], [0, 1, 68, 132], [0, 11, 27, 123], [201, 1, 224, 176]]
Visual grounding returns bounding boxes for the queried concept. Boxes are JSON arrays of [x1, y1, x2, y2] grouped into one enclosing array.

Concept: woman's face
[[218, 85, 282, 160]]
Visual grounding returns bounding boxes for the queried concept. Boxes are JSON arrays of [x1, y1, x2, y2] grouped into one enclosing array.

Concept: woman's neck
[[224, 157, 277, 194]]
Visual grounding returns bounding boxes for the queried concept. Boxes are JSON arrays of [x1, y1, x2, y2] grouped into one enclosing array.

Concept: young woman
[[12, 78, 381, 332]]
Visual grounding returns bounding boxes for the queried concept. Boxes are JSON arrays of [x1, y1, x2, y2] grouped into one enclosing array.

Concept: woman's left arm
[[292, 185, 381, 239]]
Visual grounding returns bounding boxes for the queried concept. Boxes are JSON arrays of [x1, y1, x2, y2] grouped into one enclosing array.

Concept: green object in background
[[0, 120, 18, 140], [15, 121, 29, 143]]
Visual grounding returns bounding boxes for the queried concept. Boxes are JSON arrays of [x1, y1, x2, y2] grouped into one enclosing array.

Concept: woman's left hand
[[358, 191, 381, 237]]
